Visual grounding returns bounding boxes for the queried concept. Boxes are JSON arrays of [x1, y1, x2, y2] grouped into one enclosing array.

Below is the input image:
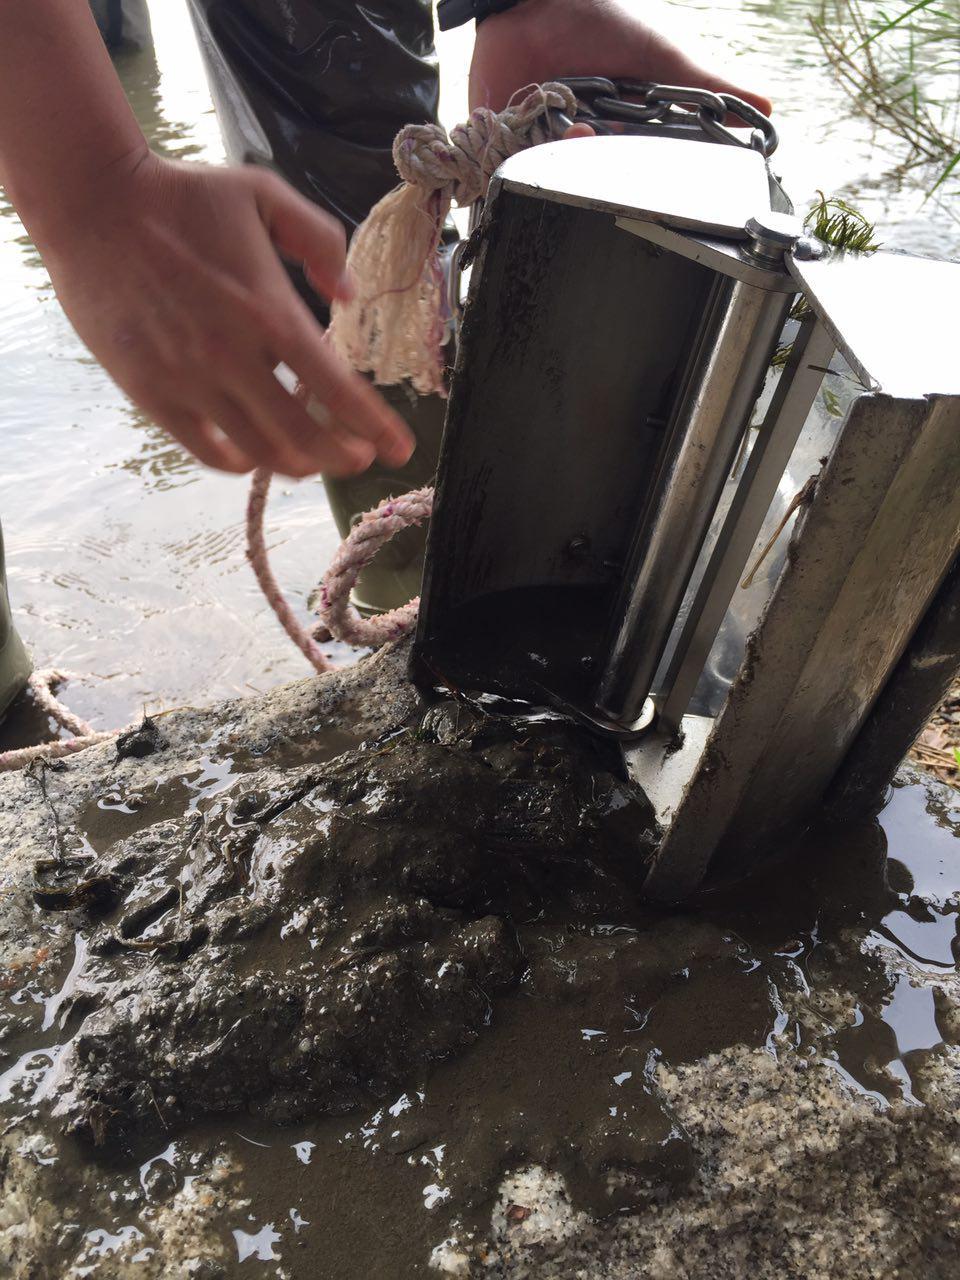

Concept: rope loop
[[245, 467, 433, 663], [314, 487, 434, 647], [0, 670, 114, 773]]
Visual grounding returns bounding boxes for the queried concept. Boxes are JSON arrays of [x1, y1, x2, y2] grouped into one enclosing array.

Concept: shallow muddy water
[[1, 691, 959, 1278], [0, 0, 957, 743]]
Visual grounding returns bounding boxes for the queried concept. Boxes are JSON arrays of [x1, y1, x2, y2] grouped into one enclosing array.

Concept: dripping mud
[[1, 655, 960, 1278]]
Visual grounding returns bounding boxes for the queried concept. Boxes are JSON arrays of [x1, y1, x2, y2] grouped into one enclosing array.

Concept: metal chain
[[555, 77, 779, 157]]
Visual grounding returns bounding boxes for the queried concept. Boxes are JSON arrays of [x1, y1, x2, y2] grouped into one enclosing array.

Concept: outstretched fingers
[[255, 173, 415, 472], [281, 314, 415, 470], [137, 399, 255, 474], [231, 360, 377, 478], [255, 170, 356, 303]]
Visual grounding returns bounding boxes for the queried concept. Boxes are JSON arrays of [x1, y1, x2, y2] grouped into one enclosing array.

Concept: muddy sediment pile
[[50, 694, 655, 1145], [2, 642, 960, 1278]]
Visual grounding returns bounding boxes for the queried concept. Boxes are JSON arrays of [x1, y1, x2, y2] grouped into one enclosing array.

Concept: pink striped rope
[[245, 468, 333, 674], [245, 467, 432, 662], [0, 670, 115, 772], [314, 485, 433, 646]]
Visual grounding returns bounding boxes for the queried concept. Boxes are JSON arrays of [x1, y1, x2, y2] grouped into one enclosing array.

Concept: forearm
[[0, 0, 148, 251]]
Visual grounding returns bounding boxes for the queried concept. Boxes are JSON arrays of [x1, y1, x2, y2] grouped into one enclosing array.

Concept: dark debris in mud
[[115, 716, 168, 762]]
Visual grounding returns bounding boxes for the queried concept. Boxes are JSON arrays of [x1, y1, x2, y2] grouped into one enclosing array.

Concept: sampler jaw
[[413, 134, 805, 733], [413, 134, 960, 897]]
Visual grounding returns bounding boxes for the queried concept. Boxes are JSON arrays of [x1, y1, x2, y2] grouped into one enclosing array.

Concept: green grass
[[812, 0, 960, 199]]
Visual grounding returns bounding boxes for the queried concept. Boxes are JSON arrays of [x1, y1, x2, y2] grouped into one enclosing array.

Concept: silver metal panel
[[655, 317, 837, 732], [640, 390, 960, 901], [616, 217, 797, 292], [420, 191, 714, 603], [413, 184, 723, 708], [597, 280, 793, 725], [498, 135, 774, 239], [787, 250, 960, 398], [669, 345, 859, 720]]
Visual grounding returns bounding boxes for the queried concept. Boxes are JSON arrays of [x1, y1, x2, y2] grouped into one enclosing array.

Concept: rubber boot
[[322, 385, 446, 614], [0, 523, 31, 718], [89, 0, 153, 51]]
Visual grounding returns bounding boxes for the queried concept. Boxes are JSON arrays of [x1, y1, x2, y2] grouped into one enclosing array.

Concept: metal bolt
[[792, 234, 829, 262], [744, 212, 804, 266]]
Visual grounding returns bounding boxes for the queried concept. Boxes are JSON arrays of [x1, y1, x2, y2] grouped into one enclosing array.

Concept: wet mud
[[2, 692, 960, 1278]]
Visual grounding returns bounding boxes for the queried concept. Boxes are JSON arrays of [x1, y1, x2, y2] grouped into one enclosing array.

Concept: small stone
[[142, 1160, 179, 1201], [429, 1238, 471, 1275], [116, 717, 167, 761]]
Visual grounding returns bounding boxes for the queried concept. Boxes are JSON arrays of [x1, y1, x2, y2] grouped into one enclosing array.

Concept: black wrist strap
[[437, 0, 523, 31]]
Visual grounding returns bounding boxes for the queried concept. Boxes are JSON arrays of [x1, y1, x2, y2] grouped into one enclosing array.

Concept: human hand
[[38, 152, 415, 478], [469, 0, 772, 119]]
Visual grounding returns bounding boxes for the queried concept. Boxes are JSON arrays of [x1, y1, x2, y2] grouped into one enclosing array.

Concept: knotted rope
[[327, 81, 576, 396]]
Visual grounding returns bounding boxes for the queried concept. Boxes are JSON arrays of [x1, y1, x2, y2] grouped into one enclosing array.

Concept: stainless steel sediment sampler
[[413, 93, 960, 900]]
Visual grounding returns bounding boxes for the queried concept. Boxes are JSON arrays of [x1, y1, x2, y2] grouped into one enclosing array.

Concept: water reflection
[[111, 44, 206, 162], [110, 406, 206, 489]]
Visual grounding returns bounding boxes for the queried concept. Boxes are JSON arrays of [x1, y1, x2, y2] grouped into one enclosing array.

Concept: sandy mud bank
[[1, 644, 959, 1278]]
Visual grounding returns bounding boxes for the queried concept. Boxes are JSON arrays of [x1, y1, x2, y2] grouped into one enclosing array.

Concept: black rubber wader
[[186, 0, 448, 612], [89, 0, 153, 51]]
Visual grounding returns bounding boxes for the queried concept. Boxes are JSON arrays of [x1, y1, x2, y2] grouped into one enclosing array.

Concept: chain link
[[556, 78, 779, 157]]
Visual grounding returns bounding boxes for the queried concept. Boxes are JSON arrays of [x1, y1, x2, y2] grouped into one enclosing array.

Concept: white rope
[[0, 670, 115, 772], [327, 82, 577, 395]]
